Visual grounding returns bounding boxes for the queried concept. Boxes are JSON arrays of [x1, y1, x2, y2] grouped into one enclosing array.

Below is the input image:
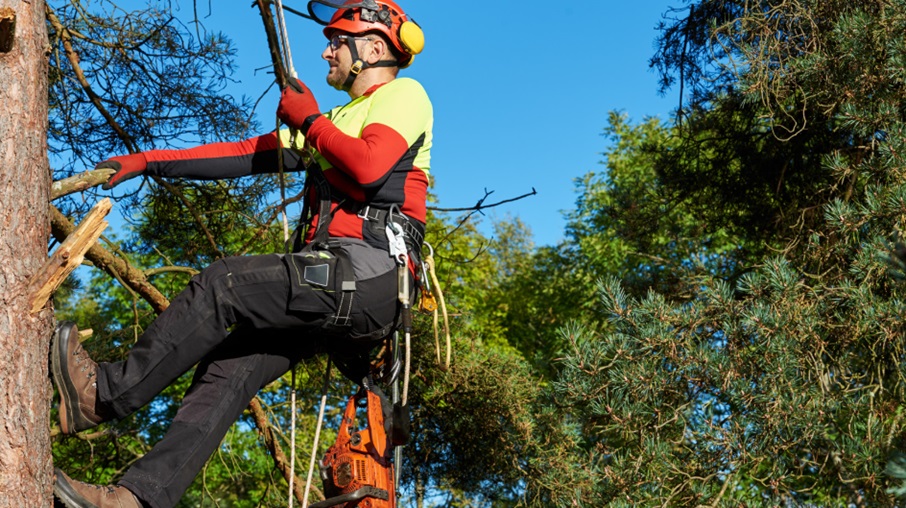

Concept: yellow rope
[[423, 254, 450, 371]]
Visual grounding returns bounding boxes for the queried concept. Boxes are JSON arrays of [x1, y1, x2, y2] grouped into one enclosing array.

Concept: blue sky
[[174, 1, 681, 247]]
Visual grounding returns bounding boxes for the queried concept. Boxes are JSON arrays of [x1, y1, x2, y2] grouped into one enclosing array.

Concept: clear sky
[[172, 0, 681, 247]]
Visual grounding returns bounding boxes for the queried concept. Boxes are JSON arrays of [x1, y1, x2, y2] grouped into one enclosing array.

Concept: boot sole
[[53, 468, 96, 508], [50, 322, 87, 435]]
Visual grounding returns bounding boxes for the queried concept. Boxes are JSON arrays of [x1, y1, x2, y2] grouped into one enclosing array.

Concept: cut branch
[[52, 168, 115, 199]]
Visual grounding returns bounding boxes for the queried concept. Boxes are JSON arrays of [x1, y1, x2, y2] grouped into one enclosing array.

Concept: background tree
[[536, 1, 906, 505]]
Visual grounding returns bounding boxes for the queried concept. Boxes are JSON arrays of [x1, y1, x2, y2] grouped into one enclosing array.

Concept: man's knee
[[191, 258, 233, 293]]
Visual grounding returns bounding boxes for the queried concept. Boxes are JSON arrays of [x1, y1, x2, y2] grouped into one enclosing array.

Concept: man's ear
[[366, 37, 388, 64]]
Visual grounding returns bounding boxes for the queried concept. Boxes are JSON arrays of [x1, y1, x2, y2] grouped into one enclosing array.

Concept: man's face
[[322, 31, 374, 90]]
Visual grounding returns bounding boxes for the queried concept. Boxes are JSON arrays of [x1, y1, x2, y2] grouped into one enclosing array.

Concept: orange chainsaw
[[309, 382, 404, 508]]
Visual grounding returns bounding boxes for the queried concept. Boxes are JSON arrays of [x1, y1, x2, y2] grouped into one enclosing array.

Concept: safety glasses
[[327, 34, 373, 51]]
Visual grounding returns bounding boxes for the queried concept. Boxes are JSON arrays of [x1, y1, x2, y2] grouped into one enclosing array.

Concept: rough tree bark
[[0, 0, 53, 506]]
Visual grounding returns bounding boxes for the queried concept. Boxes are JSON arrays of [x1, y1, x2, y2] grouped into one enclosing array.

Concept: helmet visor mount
[[306, 0, 383, 26]]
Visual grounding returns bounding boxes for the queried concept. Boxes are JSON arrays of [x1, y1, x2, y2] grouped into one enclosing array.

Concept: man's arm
[[101, 131, 304, 189]]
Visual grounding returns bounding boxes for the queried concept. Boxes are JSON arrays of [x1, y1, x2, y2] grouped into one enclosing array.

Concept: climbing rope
[[273, 0, 297, 79], [253, 2, 322, 506], [302, 360, 332, 508], [288, 365, 298, 507], [264, 2, 306, 506], [419, 243, 451, 371]]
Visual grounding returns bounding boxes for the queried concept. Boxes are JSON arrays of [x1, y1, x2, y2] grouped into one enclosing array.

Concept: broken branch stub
[[28, 198, 112, 313]]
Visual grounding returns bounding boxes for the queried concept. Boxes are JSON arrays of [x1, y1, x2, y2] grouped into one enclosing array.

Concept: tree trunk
[[0, 0, 53, 506]]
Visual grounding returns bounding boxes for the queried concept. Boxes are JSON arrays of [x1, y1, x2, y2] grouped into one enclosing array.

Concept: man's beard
[[326, 65, 349, 91]]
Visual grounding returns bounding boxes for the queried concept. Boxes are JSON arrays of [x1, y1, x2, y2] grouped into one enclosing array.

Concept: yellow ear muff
[[399, 20, 424, 55]]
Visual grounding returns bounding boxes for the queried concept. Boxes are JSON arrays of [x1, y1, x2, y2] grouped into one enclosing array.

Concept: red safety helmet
[[306, 0, 424, 67]]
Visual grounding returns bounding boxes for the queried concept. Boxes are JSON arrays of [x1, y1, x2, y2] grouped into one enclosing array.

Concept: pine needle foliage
[[542, 0, 906, 505]]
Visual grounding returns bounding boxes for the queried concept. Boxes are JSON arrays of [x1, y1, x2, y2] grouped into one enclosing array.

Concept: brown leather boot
[[53, 468, 142, 508], [50, 321, 108, 434]]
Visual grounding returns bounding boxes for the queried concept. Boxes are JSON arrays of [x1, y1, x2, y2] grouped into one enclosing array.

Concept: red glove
[[277, 78, 321, 133], [98, 153, 148, 190]]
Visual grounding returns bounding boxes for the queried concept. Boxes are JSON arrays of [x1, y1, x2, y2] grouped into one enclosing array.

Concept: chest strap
[[354, 204, 424, 258]]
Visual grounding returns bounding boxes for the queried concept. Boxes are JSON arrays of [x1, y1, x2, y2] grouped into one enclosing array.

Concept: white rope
[[269, 4, 303, 507], [271, 87, 298, 504], [273, 0, 297, 79], [303, 360, 332, 508], [392, 331, 402, 490], [288, 367, 298, 507], [277, 115, 297, 508], [402, 331, 411, 405]]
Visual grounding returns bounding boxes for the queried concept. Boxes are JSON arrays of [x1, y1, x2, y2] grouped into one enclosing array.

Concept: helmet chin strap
[[341, 40, 397, 91]]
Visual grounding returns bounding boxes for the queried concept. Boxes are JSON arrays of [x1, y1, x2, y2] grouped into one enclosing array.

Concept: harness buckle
[[356, 205, 372, 220]]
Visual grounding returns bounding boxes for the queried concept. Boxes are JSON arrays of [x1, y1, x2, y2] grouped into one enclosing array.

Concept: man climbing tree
[[49, 1, 432, 507], [0, 0, 54, 506]]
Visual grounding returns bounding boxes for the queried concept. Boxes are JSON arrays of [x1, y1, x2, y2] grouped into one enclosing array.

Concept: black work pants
[[95, 241, 399, 508]]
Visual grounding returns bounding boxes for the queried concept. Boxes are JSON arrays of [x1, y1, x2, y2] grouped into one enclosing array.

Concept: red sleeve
[[305, 116, 409, 188], [143, 133, 301, 179]]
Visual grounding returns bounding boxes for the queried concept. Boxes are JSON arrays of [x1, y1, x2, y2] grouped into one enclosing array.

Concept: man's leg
[[51, 241, 401, 505], [96, 254, 318, 420], [118, 327, 318, 508]]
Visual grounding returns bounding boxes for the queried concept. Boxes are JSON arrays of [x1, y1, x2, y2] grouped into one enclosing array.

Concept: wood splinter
[[28, 198, 112, 314]]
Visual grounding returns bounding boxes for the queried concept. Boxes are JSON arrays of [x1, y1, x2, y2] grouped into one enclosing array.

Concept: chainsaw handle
[[307, 485, 389, 508]]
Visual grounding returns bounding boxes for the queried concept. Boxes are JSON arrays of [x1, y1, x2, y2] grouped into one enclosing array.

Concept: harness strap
[[309, 166, 336, 247], [325, 240, 356, 330], [292, 166, 424, 258], [355, 204, 424, 258]]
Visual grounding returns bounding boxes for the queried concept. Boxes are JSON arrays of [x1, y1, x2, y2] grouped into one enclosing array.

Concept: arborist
[[50, 1, 430, 507]]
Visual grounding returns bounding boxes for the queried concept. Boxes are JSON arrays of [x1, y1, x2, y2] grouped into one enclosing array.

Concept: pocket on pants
[[284, 249, 340, 314]]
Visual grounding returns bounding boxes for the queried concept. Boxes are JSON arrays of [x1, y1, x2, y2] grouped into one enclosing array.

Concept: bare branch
[[144, 266, 200, 277], [429, 187, 537, 214], [46, 5, 138, 153], [151, 176, 224, 259]]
